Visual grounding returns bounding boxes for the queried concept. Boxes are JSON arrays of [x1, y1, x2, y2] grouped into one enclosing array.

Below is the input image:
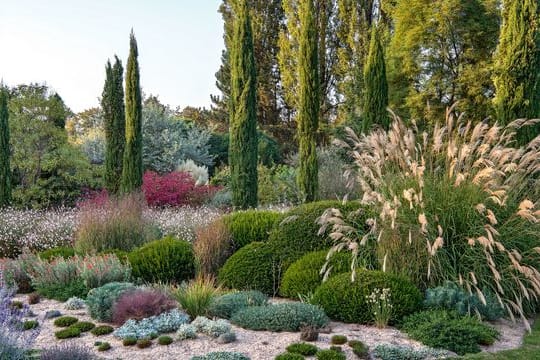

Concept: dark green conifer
[[0, 87, 11, 206], [121, 31, 143, 193], [363, 26, 389, 132], [297, 0, 319, 202], [229, 0, 258, 209]]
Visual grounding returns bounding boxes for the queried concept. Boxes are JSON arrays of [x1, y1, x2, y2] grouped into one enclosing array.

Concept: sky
[[0, 0, 224, 112]]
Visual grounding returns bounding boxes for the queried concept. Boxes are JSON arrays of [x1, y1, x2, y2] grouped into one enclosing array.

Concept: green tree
[[363, 26, 389, 132], [229, 0, 258, 209], [493, 0, 540, 144], [121, 31, 143, 193], [296, 0, 319, 202], [387, 0, 499, 123], [103, 56, 125, 193], [0, 87, 11, 206]]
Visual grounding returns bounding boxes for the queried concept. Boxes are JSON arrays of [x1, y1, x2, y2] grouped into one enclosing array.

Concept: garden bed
[[16, 295, 528, 360]]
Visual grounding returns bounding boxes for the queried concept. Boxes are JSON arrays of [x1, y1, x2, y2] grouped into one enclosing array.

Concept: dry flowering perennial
[[366, 288, 393, 328]]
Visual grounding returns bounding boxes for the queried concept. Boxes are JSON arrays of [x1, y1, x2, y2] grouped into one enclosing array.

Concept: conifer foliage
[[362, 26, 389, 133], [0, 87, 11, 206], [121, 31, 143, 193], [102, 56, 126, 194], [229, 0, 258, 209], [296, 0, 319, 202], [493, 0, 540, 144]]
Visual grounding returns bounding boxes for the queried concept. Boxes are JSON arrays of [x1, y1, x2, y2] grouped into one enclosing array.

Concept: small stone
[[44, 310, 62, 319]]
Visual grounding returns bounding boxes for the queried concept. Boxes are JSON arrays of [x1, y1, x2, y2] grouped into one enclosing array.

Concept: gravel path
[[16, 295, 529, 360]]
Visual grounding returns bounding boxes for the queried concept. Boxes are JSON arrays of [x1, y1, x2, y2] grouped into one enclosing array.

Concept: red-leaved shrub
[[142, 171, 219, 207], [111, 289, 177, 326]]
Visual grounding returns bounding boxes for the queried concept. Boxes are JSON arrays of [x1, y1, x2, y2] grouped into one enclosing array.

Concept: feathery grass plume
[[320, 104, 540, 328]]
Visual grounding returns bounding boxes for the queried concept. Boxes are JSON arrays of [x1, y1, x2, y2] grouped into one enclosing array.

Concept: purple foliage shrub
[[112, 288, 177, 326]]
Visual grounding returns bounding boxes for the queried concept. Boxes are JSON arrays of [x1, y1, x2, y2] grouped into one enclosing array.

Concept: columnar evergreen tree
[[0, 87, 11, 206], [297, 0, 319, 202], [102, 56, 125, 194], [493, 0, 540, 144], [362, 26, 389, 133], [121, 31, 143, 193], [229, 0, 258, 209]]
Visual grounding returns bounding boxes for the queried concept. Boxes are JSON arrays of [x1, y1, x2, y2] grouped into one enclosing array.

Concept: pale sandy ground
[[16, 295, 529, 360]]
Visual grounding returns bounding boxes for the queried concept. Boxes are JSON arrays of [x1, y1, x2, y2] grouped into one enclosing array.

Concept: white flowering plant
[[366, 288, 393, 328]]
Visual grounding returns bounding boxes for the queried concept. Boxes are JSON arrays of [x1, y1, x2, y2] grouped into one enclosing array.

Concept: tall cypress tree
[[0, 87, 11, 206], [493, 0, 540, 144], [121, 31, 143, 193], [103, 57, 125, 194], [363, 26, 389, 133], [297, 0, 319, 202], [229, 0, 258, 209]]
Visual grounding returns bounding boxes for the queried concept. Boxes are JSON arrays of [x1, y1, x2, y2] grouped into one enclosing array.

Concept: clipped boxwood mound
[[231, 302, 329, 332], [279, 250, 352, 299], [223, 210, 282, 249], [312, 269, 421, 324], [129, 236, 196, 283], [268, 201, 371, 270], [218, 242, 280, 295], [208, 290, 268, 319]]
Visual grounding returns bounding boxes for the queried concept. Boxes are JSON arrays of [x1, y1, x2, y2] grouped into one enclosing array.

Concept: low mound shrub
[[231, 302, 329, 332], [97, 342, 111, 351], [176, 324, 197, 340], [400, 310, 499, 355], [86, 282, 136, 322], [315, 349, 345, 360], [69, 321, 96, 333], [312, 269, 422, 324], [222, 210, 282, 249], [113, 309, 190, 340], [158, 335, 173, 345], [286, 342, 318, 356], [218, 242, 281, 295], [424, 281, 505, 321], [268, 201, 370, 269], [208, 290, 268, 319], [129, 236, 196, 283], [330, 335, 347, 345], [91, 325, 114, 336], [136, 339, 152, 349], [348, 340, 368, 358], [191, 352, 250, 360], [27, 292, 40, 304], [123, 337, 137, 346], [22, 320, 39, 330], [275, 353, 304, 360], [64, 297, 85, 310], [38, 247, 75, 261], [191, 316, 232, 338], [53, 316, 78, 327], [112, 288, 176, 326], [372, 344, 451, 360], [279, 250, 352, 299], [54, 327, 81, 339]]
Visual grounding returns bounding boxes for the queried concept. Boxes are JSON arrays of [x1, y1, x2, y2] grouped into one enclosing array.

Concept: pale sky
[[0, 0, 224, 112]]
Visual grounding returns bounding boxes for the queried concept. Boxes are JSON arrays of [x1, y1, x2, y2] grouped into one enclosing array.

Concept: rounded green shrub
[[123, 337, 137, 346], [53, 316, 78, 327], [275, 353, 304, 360], [330, 335, 347, 345], [86, 282, 135, 322], [208, 290, 268, 319], [349, 340, 368, 359], [91, 325, 114, 336], [312, 269, 422, 324], [55, 327, 81, 339], [218, 242, 280, 295], [268, 201, 370, 269], [23, 320, 39, 330], [191, 352, 250, 360], [158, 335, 173, 345], [97, 342, 111, 351], [231, 302, 329, 332], [280, 250, 352, 299], [315, 349, 345, 360], [129, 236, 196, 283], [136, 339, 152, 349], [69, 321, 96, 332], [38, 246, 76, 261], [222, 210, 282, 249], [400, 310, 499, 355], [286, 342, 318, 356]]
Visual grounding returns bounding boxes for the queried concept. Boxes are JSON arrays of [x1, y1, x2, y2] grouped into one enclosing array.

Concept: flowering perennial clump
[[366, 288, 393, 328]]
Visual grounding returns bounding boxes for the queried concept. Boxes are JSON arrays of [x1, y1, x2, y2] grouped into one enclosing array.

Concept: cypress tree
[[229, 0, 258, 209], [0, 87, 11, 206], [493, 0, 540, 144], [121, 31, 143, 193], [103, 57, 126, 194], [297, 0, 319, 202], [363, 26, 389, 133]]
